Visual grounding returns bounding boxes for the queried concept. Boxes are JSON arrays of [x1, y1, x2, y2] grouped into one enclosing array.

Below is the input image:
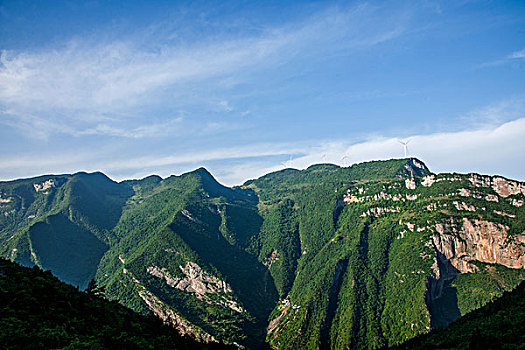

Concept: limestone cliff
[[147, 262, 245, 313], [433, 218, 525, 273]]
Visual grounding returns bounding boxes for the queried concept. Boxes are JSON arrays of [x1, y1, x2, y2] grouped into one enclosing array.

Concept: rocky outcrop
[[343, 192, 361, 204], [263, 250, 280, 269], [405, 178, 416, 190], [421, 174, 462, 188], [433, 218, 525, 273], [402, 158, 430, 177], [361, 206, 400, 217], [147, 262, 244, 313], [33, 178, 58, 192], [469, 174, 525, 197], [0, 197, 12, 203], [181, 209, 201, 223], [137, 284, 217, 343], [453, 201, 476, 212], [344, 189, 419, 204]]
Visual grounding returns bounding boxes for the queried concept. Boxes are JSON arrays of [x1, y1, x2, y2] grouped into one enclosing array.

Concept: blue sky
[[1, 0, 524, 185]]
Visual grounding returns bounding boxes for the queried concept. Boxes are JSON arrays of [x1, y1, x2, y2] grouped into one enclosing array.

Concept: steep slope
[[96, 168, 278, 347], [391, 281, 525, 349], [0, 257, 231, 350], [0, 158, 523, 349], [246, 159, 524, 349], [0, 172, 132, 288]]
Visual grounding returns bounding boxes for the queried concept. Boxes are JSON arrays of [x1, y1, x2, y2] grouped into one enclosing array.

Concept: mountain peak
[[402, 157, 431, 177], [193, 167, 214, 178]]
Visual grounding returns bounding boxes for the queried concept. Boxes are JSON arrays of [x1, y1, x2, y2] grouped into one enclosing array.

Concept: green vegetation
[[452, 262, 525, 315], [0, 258, 231, 349], [0, 158, 523, 349], [391, 281, 525, 349]]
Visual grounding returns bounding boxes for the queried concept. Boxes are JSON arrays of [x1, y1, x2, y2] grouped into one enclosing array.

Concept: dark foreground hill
[[0, 257, 231, 350], [392, 281, 525, 349], [1, 158, 524, 348]]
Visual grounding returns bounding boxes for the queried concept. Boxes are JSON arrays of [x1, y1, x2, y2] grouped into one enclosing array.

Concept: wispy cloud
[[0, 3, 409, 138], [2, 115, 524, 186], [508, 47, 525, 59], [77, 117, 184, 138], [478, 46, 525, 68], [460, 97, 525, 126], [218, 100, 234, 112]]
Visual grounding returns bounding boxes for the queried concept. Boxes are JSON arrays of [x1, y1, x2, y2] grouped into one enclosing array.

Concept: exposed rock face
[[469, 174, 525, 197], [433, 218, 525, 273], [33, 179, 57, 192], [453, 201, 476, 212], [458, 188, 471, 197], [485, 194, 499, 202], [491, 177, 524, 197], [344, 189, 419, 205], [421, 175, 436, 187], [493, 210, 516, 218], [421, 174, 462, 187], [137, 284, 217, 343], [405, 178, 416, 190], [361, 206, 400, 217], [343, 192, 361, 204], [147, 262, 245, 313], [181, 209, 201, 223], [410, 158, 428, 171], [263, 250, 280, 268], [402, 158, 430, 177]]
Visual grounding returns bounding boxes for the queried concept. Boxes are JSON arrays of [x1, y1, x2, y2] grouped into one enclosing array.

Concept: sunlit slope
[[96, 168, 278, 346], [1, 158, 523, 348], [246, 159, 524, 349]]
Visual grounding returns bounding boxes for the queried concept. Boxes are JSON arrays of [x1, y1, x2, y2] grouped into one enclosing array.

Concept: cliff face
[[470, 174, 525, 198], [146, 262, 245, 313], [433, 218, 525, 273], [134, 277, 217, 343], [2, 159, 524, 349], [420, 172, 525, 329]]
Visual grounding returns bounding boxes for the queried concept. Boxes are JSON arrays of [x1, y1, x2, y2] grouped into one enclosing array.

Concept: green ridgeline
[[0, 158, 523, 349], [0, 257, 232, 350]]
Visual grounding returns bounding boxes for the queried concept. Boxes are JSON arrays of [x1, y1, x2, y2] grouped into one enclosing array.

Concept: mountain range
[[1, 158, 524, 349]]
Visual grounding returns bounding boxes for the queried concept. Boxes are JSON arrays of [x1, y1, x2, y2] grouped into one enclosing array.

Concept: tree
[[86, 279, 106, 298]]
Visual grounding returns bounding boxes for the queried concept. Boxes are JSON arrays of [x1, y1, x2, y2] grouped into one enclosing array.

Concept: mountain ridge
[[1, 157, 523, 349]]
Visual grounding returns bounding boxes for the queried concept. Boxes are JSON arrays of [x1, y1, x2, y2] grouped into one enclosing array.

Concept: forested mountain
[[0, 257, 231, 349], [391, 281, 525, 349], [1, 158, 524, 349]]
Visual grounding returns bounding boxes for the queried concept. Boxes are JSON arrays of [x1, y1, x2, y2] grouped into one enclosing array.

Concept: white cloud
[[218, 100, 233, 112], [508, 47, 525, 59], [77, 117, 184, 138], [217, 117, 525, 185], [1, 116, 524, 185], [478, 47, 525, 68], [5, 118, 525, 185], [0, 3, 409, 138]]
